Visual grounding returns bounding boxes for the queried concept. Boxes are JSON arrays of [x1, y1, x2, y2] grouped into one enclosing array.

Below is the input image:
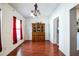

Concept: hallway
[[0, 3, 79, 56], [8, 40, 64, 56]]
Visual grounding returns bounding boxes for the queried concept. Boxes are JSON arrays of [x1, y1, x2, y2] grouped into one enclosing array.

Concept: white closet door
[[16, 20, 20, 40]]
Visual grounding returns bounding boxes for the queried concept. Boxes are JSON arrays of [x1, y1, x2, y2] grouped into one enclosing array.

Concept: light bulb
[[31, 13, 33, 16]]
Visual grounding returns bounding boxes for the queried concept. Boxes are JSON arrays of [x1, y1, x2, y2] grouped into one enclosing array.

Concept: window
[[13, 16, 23, 44], [16, 20, 20, 41]]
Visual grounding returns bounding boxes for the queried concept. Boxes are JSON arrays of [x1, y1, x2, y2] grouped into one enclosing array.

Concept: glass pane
[[16, 30, 20, 40], [16, 20, 20, 40], [16, 20, 20, 29]]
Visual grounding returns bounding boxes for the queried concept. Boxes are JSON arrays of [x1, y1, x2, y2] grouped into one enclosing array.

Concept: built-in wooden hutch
[[32, 22, 45, 42]]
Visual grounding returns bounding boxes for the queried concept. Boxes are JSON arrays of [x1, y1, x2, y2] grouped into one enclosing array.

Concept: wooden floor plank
[[8, 40, 65, 56]]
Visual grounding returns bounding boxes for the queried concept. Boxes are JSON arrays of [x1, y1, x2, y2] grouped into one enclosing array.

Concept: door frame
[[53, 17, 59, 45]]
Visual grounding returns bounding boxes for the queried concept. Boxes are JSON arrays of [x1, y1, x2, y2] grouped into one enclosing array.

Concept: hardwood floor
[[8, 40, 65, 56]]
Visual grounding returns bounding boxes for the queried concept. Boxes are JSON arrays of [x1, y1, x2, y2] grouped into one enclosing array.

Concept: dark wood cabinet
[[32, 23, 45, 42]]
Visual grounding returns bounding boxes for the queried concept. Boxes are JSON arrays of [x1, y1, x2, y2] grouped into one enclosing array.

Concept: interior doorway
[[53, 17, 59, 45], [70, 4, 79, 56], [57, 18, 59, 45]]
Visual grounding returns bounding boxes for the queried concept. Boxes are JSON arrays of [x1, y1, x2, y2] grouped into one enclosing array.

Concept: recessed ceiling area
[[9, 3, 60, 19]]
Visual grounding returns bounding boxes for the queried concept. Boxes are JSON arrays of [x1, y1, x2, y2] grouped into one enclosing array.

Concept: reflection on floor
[[8, 40, 65, 56]]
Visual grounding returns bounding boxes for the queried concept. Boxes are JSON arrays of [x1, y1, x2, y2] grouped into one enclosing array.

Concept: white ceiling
[[9, 3, 60, 19]]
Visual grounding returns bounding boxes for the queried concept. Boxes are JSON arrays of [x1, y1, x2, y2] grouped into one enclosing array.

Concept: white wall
[[25, 16, 50, 40], [49, 3, 77, 56], [0, 3, 26, 56]]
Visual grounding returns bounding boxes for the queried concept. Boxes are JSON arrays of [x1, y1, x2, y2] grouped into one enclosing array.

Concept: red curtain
[[13, 16, 17, 44], [20, 20, 23, 39], [0, 16, 2, 52]]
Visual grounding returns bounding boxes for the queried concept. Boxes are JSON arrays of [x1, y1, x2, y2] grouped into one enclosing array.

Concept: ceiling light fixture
[[31, 3, 40, 17]]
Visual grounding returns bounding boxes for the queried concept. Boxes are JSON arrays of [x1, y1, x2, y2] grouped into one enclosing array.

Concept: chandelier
[[31, 3, 40, 17]]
